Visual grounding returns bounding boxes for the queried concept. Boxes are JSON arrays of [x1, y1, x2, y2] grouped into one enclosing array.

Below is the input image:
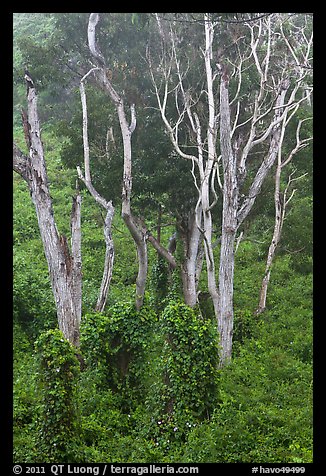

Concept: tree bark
[[218, 75, 238, 367], [256, 165, 282, 315], [78, 78, 114, 313], [201, 17, 220, 322], [70, 193, 82, 333], [13, 74, 82, 347], [95, 207, 115, 312], [218, 77, 290, 365], [256, 119, 312, 315], [118, 102, 148, 309], [87, 13, 148, 309], [178, 209, 202, 308]]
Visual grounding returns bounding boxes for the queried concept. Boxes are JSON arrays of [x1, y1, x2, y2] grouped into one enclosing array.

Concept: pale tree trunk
[[148, 13, 313, 366], [256, 119, 312, 314], [13, 74, 82, 347], [256, 164, 283, 315], [78, 77, 114, 313], [178, 208, 203, 308], [87, 13, 147, 309], [218, 74, 238, 366], [70, 193, 82, 334], [217, 29, 295, 364], [119, 102, 148, 310], [217, 77, 290, 364], [95, 209, 114, 312], [202, 16, 220, 321]]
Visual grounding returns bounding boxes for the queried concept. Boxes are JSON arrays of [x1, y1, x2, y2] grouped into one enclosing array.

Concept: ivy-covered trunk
[[35, 329, 80, 462]]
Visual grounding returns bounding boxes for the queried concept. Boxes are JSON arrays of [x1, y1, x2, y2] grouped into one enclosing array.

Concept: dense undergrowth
[[13, 265, 313, 463], [13, 130, 312, 463]]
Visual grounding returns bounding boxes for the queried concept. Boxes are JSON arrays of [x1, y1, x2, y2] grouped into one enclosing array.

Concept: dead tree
[[84, 13, 178, 308], [77, 73, 114, 313], [149, 13, 313, 366], [148, 15, 220, 313], [13, 73, 82, 346], [256, 118, 312, 315], [86, 13, 147, 309], [218, 14, 312, 365]]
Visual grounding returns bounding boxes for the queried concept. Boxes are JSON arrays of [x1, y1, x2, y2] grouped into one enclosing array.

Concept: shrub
[[181, 325, 312, 463], [13, 325, 40, 462]]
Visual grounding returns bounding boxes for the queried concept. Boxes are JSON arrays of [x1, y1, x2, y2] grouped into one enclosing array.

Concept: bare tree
[[214, 13, 312, 365], [77, 71, 115, 313], [149, 13, 313, 366], [256, 118, 312, 315], [13, 73, 82, 346], [84, 13, 178, 309], [86, 13, 147, 309], [148, 15, 220, 313]]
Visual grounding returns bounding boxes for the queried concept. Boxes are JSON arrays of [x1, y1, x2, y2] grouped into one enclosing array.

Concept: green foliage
[[141, 301, 219, 453], [161, 301, 219, 416], [233, 308, 256, 349], [13, 322, 41, 462], [13, 245, 57, 336], [80, 302, 156, 406], [150, 256, 170, 311], [281, 196, 313, 274], [234, 241, 265, 312], [180, 257, 312, 463], [14, 263, 313, 463], [181, 320, 312, 463], [13, 324, 38, 431], [34, 329, 81, 462], [13, 12, 312, 464]]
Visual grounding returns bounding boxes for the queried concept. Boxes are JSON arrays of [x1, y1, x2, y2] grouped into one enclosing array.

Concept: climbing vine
[[144, 301, 219, 446], [34, 329, 80, 462], [151, 255, 170, 311], [80, 301, 157, 407]]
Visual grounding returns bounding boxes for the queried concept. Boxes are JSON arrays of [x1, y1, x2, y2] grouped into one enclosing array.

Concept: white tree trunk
[[95, 207, 115, 312], [179, 209, 203, 307], [201, 16, 220, 321], [13, 75, 82, 346], [218, 74, 238, 366], [78, 78, 114, 313], [87, 14, 148, 309], [256, 164, 282, 315], [118, 102, 148, 310], [256, 119, 312, 315], [70, 193, 82, 335], [218, 76, 290, 365]]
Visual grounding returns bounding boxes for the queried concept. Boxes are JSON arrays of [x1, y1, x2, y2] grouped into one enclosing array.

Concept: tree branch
[[88, 13, 106, 66]]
